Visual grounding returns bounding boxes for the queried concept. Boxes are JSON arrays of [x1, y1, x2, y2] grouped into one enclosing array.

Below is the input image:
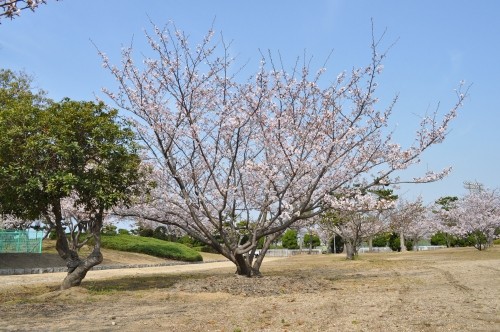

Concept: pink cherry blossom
[[101, 23, 467, 275]]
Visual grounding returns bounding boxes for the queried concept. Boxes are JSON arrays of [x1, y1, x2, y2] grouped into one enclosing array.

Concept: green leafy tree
[[281, 229, 299, 249], [303, 233, 321, 248], [0, 69, 142, 289], [372, 232, 391, 247]]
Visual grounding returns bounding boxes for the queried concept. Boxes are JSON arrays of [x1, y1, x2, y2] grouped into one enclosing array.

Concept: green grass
[[101, 234, 203, 262]]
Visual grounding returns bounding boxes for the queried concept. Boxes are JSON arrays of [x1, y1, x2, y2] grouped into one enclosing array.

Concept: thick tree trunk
[[234, 253, 252, 277], [445, 233, 452, 248], [345, 241, 355, 260], [399, 231, 406, 252], [53, 201, 106, 289], [61, 247, 103, 289], [368, 237, 373, 252]]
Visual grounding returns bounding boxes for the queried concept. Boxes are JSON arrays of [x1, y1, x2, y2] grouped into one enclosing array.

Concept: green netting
[[0, 230, 43, 253]]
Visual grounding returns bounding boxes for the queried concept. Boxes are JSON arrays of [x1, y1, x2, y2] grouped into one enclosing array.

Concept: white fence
[[260, 245, 447, 257], [358, 245, 446, 253], [263, 249, 322, 257], [358, 247, 393, 253]]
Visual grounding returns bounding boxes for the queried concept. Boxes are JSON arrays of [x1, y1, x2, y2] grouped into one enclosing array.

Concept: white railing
[[358, 247, 393, 253], [358, 245, 446, 253], [263, 249, 322, 257]]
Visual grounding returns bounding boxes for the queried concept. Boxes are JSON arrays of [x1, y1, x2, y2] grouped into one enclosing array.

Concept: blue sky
[[1, 0, 499, 204]]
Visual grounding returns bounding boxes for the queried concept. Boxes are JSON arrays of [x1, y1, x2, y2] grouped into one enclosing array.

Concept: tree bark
[[61, 247, 103, 289], [399, 231, 406, 252], [345, 241, 355, 260], [234, 253, 252, 277], [368, 237, 373, 252], [53, 201, 106, 289]]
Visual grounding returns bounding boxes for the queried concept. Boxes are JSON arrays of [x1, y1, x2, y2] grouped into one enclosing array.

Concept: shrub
[[177, 234, 204, 247], [102, 224, 117, 236], [138, 227, 154, 238], [194, 245, 219, 254], [118, 228, 130, 235], [430, 232, 448, 246], [372, 233, 390, 247], [101, 234, 202, 262]]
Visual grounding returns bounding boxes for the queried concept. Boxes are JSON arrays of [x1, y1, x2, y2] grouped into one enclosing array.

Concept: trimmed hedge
[[101, 234, 203, 262]]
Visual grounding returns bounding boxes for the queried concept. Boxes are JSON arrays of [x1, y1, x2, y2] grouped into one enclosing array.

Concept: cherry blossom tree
[[101, 22, 467, 276], [390, 197, 430, 251], [319, 189, 395, 259], [403, 200, 436, 250], [0, 0, 58, 22], [431, 196, 459, 247], [442, 189, 500, 250]]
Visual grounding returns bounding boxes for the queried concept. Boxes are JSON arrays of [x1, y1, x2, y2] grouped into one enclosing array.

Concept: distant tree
[[303, 232, 321, 248], [281, 229, 299, 249], [443, 189, 500, 250], [390, 197, 430, 252], [0, 69, 143, 289], [430, 231, 452, 246], [319, 188, 396, 259], [372, 232, 391, 247], [0, 0, 59, 22], [432, 196, 459, 247]]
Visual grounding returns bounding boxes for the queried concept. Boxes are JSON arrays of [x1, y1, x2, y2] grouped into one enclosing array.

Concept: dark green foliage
[[303, 233, 321, 248], [102, 224, 117, 236], [195, 245, 219, 254], [430, 232, 448, 246], [177, 234, 204, 247], [430, 231, 476, 248], [153, 226, 168, 241], [435, 196, 458, 211], [467, 230, 488, 251], [118, 229, 130, 235], [101, 234, 202, 262], [48, 230, 57, 240], [281, 229, 299, 249], [388, 233, 413, 251], [372, 233, 390, 247], [329, 235, 344, 253], [138, 227, 154, 238], [0, 69, 143, 223]]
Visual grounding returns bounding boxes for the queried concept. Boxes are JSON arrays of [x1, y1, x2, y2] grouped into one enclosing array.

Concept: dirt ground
[[0, 247, 499, 332]]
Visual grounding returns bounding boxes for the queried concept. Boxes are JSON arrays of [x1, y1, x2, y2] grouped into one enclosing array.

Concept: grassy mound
[[101, 234, 203, 262]]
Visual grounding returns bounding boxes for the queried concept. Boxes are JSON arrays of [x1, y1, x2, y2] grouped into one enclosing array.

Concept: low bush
[[193, 245, 219, 254], [118, 228, 130, 235], [102, 224, 117, 236], [101, 234, 203, 262]]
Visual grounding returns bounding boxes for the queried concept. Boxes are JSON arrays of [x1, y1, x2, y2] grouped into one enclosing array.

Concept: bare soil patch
[[1, 247, 499, 331]]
